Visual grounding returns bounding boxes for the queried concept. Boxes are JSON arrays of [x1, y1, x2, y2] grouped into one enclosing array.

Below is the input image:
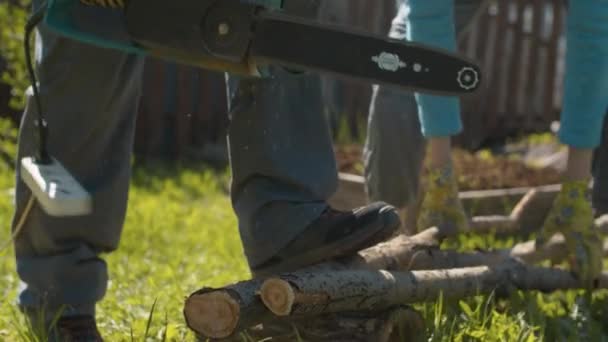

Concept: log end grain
[[184, 291, 240, 339], [260, 278, 295, 317]]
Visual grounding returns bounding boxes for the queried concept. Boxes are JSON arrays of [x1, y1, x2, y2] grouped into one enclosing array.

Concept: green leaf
[[460, 300, 475, 319]]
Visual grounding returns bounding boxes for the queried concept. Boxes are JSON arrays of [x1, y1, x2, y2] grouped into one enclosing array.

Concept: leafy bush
[[0, 0, 29, 169], [0, 117, 17, 170], [0, 0, 30, 111]]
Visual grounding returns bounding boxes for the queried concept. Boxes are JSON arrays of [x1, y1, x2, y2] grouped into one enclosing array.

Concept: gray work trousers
[[364, 0, 483, 208], [12, 0, 331, 318]]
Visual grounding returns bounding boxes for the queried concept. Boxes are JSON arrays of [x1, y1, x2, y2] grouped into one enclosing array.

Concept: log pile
[[184, 190, 608, 341]]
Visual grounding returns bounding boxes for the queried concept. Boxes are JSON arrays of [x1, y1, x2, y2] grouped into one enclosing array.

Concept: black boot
[[49, 315, 104, 342], [252, 201, 400, 277]]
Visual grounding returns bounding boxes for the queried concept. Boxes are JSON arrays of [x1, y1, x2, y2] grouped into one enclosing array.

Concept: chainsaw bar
[[250, 12, 482, 96], [65, 0, 482, 95]]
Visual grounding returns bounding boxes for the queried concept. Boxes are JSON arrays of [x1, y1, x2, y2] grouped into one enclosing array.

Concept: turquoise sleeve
[[558, 0, 608, 148], [406, 0, 462, 137]]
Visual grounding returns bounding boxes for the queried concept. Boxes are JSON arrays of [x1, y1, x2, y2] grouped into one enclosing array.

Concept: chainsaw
[[42, 0, 482, 95], [20, 0, 483, 219]]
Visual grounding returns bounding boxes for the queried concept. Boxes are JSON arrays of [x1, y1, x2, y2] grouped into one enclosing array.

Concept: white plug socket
[[20, 156, 92, 216]]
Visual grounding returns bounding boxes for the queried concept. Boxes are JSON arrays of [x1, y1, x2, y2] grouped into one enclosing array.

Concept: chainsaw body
[[43, 0, 482, 95], [45, 0, 144, 53]]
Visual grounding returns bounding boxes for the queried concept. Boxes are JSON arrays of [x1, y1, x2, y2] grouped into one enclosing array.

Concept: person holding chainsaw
[[11, 1, 404, 340], [389, 0, 607, 288]]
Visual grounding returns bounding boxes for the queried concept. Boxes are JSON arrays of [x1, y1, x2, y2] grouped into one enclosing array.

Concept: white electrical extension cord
[[21, 156, 92, 216], [0, 156, 93, 254], [0, 195, 34, 254], [0, 156, 92, 254]]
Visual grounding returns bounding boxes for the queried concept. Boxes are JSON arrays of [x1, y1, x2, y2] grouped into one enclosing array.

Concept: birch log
[[185, 215, 608, 338], [183, 227, 447, 339], [260, 263, 608, 317], [183, 280, 267, 340]]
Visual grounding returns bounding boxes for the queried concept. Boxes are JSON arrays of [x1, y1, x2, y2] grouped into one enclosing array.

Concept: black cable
[[24, 1, 50, 163]]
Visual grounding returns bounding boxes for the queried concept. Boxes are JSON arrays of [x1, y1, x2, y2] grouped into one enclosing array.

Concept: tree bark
[[401, 235, 608, 271], [183, 227, 446, 339], [260, 263, 608, 317], [184, 282, 425, 341], [232, 305, 426, 342], [185, 215, 608, 339]]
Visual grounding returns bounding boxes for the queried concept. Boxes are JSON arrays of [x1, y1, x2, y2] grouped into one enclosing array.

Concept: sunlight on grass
[[0, 163, 249, 341], [2, 162, 608, 341]]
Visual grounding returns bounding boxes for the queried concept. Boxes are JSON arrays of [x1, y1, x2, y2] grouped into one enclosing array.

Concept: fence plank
[[135, 58, 167, 159], [487, 1, 509, 138], [505, 0, 526, 127], [542, 1, 563, 125], [524, 0, 544, 128], [175, 65, 194, 159], [128, 0, 569, 158]]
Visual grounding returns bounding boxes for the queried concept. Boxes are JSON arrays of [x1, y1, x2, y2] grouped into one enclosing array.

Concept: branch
[[184, 215, 608, 339], [183, 227, 449, 339], [260, 262, 608, 317]]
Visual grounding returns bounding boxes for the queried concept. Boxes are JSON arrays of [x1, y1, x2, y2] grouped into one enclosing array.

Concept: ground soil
[[334, 145, 562, 191]]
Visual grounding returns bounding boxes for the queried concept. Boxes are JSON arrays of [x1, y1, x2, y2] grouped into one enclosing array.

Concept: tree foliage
[[0, 0, 29, 167], [0, 0, 31, 111]]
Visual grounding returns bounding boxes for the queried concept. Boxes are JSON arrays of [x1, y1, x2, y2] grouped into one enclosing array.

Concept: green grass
[[0, 163, 249, 341], [2, 158, 608, 341]]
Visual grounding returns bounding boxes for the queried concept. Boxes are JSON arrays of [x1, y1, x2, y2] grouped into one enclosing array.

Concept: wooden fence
[[133, 59, 229, 160], [130, 0, 568, 157], [132, 0, 397, 159], [1, 0, 569, 158], [457, 0, 566, 147]]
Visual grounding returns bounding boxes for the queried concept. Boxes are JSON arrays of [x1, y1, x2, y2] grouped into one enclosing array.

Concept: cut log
[[506, 235, 608, 265], [183, 227, 444, 339], [406, 235, 608, 271], [185, 282, 426, 341], [260, 263, 608, 317], [185, 216, 608, 339], [184, 280, 268, 340], [345, 223, 608, 273], [240, 305, 425, 342], [343, 226, 446, 271]]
